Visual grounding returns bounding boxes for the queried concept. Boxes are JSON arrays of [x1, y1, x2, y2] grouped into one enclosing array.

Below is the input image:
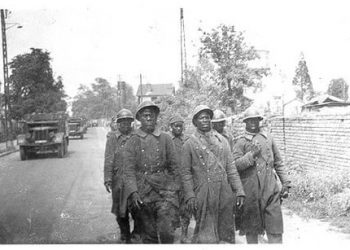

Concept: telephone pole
[[180, 8, 188, 87], [1, 9, 14, 149]]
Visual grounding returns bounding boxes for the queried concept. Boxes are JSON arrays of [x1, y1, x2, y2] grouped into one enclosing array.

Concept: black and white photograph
[[0, 0, 350, 246]]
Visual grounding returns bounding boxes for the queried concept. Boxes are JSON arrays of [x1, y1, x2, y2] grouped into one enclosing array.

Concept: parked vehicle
[[68, 117, 86, 139], [17, 112, 69, 160]]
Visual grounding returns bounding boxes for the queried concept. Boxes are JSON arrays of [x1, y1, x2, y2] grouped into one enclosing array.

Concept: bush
[[285, 158, 350, 219]]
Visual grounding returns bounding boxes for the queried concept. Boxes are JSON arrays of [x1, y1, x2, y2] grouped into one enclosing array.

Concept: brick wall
[[231, 114, 350, 172]]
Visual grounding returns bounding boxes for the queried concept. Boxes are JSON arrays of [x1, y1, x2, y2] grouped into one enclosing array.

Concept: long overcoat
[[232, 131, 291, 235], [104, 130, 134, 217], [123, 128, 179, 207], [181, 129, 245, 243]]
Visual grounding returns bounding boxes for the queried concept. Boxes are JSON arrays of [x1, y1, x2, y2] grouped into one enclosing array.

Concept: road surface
[[0, 127, 350, 244]]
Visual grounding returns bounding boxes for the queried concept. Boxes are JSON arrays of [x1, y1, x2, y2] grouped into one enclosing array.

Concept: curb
[[0, 149, 19, 158]]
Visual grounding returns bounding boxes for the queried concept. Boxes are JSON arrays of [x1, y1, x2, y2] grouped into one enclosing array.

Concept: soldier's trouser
[[134, 200, 177, 243], [116, 216, 131, 242]]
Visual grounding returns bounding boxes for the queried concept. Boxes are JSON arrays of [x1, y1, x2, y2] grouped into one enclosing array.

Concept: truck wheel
[[20, 146, 27, 161], [57, 143, 64, 158], [80, 134, 84, 139]]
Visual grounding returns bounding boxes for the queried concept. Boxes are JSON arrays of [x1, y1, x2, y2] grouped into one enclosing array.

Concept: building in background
[[136, 83, 175, 103]]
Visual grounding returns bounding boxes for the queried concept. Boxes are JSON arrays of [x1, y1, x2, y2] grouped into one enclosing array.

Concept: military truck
[[68, 117, 86, 139], [17, 112, 69, 160]]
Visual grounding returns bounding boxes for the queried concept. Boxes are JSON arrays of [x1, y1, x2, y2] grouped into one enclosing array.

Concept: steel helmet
[[211, 109, 226, 123], [192, 105, 213, 125], [169, 115, 184, 125], [116, 108, 134, 122], [135, 100, 160, 121], [242, 107, 263, 122]]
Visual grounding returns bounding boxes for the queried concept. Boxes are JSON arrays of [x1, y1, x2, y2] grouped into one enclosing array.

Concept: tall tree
[[8, 48, 67, 120], [72, 78, 136, 119], [327, 78, 349, 101], [199, 24, 269, 112], [292, 52, 315, 101]]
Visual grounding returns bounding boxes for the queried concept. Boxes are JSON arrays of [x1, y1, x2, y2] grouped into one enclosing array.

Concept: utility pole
[[180, 8, 188, 87], [1, 9, 14, 149], [139, 74, 143, 104]]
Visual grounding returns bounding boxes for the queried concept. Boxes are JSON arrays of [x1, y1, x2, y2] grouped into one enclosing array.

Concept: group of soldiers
[[103, 100, 291, 244]]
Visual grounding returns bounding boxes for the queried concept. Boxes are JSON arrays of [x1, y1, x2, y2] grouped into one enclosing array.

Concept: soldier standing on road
[[123, 100, 179, 243], [232, 108, 291, 244], [104, 109, 139, 243], [181, 105, 245, 243], [211, 109, 235, 151], [168, 115, 191, 243]]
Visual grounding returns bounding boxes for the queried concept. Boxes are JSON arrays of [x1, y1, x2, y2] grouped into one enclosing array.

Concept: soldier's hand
[[130, 192, 143, 210], [280, 185, 290, 199], [187, 197, 198, 214], [236, 196, 245, 210], [251, 143, 261, 158], [104, 181, 112, 193]]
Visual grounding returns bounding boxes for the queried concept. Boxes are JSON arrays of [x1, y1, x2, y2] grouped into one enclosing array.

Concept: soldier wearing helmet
[[167, 115, 191, 243], [123, 100, 180, 243], [211, 109, 235, 151], [104, 108, 140, 243], [181, 105, 245, 243], [232, 107, 291, 244]]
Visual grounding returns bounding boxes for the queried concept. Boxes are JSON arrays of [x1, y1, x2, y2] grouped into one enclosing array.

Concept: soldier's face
[[139, 108, 157, 133], [110, 121, 118, 131], [212, 121, 225, 134], [245, 118, 260, 133], [194, 111, 211, 132], [118, 119, 133, 134], [171, 122, 184, 137]]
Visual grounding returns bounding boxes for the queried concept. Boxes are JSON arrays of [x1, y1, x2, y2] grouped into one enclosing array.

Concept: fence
[[231, 114, 350, 173]]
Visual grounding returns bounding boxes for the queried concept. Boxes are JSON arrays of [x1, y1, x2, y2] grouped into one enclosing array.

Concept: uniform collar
[[244, 130, 267, 140], [136, 127, 161, 138], [115, 129, 134, 138], [195, 129, 222, 142]]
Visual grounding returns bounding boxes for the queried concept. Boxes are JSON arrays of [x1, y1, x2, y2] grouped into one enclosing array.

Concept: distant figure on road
[[211, 109, 235, 151], [181, 105, 245, 243], [168, 115, 191, 243], [232, 108, 291, 244], [103, 109, 139, 243], [123, 100, 180, 243]]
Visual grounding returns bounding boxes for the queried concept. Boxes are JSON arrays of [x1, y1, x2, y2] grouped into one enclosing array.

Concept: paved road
[[0, 127, 116, 243], [1, 127, 350, 244]]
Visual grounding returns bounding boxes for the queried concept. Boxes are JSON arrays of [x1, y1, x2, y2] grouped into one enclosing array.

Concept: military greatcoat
[[232, 131, 291, 235], [104, 130, 134, 217], [181, 129, 245, 243], [123, 127, 180, 243]]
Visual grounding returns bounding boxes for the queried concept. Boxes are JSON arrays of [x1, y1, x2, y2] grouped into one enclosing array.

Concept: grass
[[283, 158, 350, 233]]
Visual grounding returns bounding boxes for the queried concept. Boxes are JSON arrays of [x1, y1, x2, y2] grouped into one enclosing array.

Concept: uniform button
[[207, 169, 209, 172], [208, 178, 210, 181], [141, 149, 144, 152], [145, 171, 148, 174], [156, 149, 159, 152], [202, 163, 205, 166], [157, 163, 160, 166], [144, 164, 147, 167]]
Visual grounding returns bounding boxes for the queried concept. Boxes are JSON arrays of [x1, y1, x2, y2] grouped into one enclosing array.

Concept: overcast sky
[[1, 0, 350, 102]]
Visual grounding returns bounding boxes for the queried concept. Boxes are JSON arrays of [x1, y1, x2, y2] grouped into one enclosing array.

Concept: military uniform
[[123, 127, 180, 243], [169, 133, 191, 230], [221, 128, 235, 152], [232, 131, 291, 236], [181, 129, 245, 243], [104, 129, 138, 241]]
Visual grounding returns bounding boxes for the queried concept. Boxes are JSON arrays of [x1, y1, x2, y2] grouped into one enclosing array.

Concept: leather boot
[[246, 233, 258, 244], [116, 216, 131, 243]]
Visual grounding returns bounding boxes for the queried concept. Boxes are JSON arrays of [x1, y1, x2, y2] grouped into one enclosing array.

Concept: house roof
[[302, 94, 350, 109], [136, 83, 174, 97]]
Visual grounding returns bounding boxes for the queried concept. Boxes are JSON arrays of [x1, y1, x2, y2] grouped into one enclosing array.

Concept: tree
[[8, 48, 67, 120], [292, 52, 315, 101], [327, 78, 349, 101], [199, 24, 269, 112], [71, 78, 136, 119]]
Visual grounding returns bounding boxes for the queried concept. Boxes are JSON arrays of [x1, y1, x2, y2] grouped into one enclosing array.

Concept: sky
[[1, 0, 350, 105]]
